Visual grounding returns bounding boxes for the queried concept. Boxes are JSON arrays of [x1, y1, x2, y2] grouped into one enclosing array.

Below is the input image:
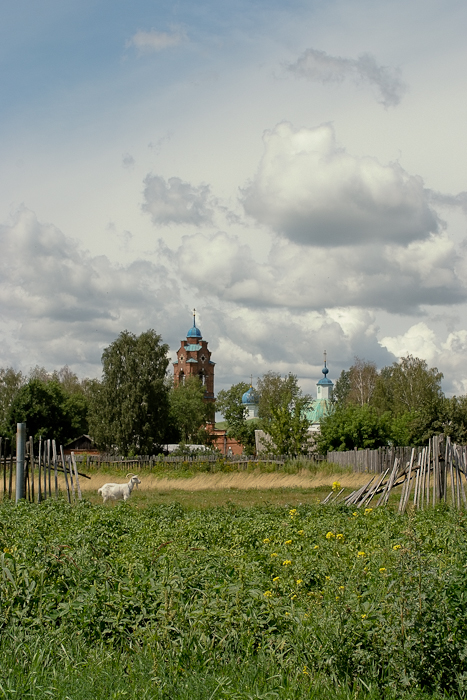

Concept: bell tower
[[173, 310, 215, 415]]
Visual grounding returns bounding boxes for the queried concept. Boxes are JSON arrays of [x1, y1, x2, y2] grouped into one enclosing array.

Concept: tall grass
[[1, 498, 466, 698]]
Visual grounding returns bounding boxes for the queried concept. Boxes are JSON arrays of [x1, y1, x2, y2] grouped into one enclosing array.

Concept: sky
[[1, 0, 467, 398]]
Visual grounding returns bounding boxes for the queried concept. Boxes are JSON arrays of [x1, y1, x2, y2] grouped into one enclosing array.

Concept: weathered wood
[[60, 445, 71, 503], [71, 453, 82, 500], [52, 440, 58, 497]]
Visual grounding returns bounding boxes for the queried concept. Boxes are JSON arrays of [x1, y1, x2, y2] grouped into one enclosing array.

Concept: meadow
[[1, 466, 467, 699]]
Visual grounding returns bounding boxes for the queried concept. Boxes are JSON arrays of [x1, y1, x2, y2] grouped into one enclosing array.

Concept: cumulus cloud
[[0, 208, 181, 374], [242, 122, 439, 247], [287, 48, 406, 107], [379, 323, 467, 395], [426, 189, 467, 215], [142, 175, 216, 226], [126, 29, 185, 53], [171, 228, 467, 315]]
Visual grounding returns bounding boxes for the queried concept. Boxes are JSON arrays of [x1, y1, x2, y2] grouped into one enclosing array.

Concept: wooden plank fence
[[327, 446, 414, 473], [323, 435, 467, 510], [0, 436, 90, 503]]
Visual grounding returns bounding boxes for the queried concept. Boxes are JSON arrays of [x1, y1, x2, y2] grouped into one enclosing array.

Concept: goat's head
[[131, 475, 141, 489]]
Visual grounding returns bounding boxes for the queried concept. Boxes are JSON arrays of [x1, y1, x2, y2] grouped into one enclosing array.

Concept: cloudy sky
[[1, 0, 467, 397]]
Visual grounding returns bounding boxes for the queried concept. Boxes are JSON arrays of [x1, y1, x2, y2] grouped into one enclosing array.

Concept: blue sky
[[1, 0, 467, 397]]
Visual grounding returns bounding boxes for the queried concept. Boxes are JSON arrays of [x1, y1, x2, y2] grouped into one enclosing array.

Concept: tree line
[[3, 329, 465, 457], [317, 355, 467, 453], [0, 330, 212, 455]]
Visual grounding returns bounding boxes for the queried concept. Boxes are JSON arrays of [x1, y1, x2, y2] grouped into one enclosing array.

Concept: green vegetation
[[319, 355, 467, 452], [1, 497, 467, 698]]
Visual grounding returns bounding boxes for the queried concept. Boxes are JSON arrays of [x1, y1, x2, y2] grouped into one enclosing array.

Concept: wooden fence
[[323, 436, 467, 510], [327, 446, 417, 473], [0, 436, 90, 503]]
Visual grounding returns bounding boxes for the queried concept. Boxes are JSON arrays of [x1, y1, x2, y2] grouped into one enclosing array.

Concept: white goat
[[98, 474, 141, 503]]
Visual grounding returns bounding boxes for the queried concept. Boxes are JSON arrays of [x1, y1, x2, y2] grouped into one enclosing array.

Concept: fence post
[[15, 422, 26, 503]]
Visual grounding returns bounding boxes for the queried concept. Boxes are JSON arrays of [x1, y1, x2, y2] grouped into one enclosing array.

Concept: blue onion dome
[[187, 311, 202, 339], [242, 386, 258, 405], [317, 360, 333, 386]]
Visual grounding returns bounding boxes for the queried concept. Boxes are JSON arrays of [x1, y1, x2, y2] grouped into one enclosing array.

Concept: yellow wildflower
[[326, 532, 335, 539], [264, 590, 273, 597], [357, 551, 365, 557], [364, 508, 373, 515], [336, 533, 344, 540], [273, 576, 280, 582], [263, 538, 270, 543], [313, 545, 319, 550], [296, 579, 303, 585], [283, 560, 292, 566], [339, 586, 345, 590], [361, 614, 367, 619], [285, 612, 290, 616], [285, 539, 292, 545], [291, 594, 297, 599], [393, 544, 401, 550], [289, 508, 297, 515], [298, 530, 304, 535], [325, 576, 330, 580], [352, 512, 358, 517], [332, 481, 341, 492], [271, 553, 278, 557], [303, 666, 309, 676], [379, 568, 386, 573]]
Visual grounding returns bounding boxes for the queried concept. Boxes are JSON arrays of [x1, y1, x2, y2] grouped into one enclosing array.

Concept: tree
[[5, 378, 88, 444], [88, 329, 170, 455], [316, 403, 390, 454], [216, 382, 258, 454], [257, 372, 312, 456], [0, 367, 24, 432], [332, 369, 351, 408], [348, 357, 378, 406], [372, 355, 444, 416], [169, 376, 212, 443]]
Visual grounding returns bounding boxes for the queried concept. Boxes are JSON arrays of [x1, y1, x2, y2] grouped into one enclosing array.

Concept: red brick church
[[173, 312, 244, 454]]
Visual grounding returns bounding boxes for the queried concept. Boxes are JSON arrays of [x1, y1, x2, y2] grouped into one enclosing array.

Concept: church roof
[[187, 311, 202, 339], [242, 386, 258, 405], [317, 362, 333, 386], [184, 344, 202, 351]]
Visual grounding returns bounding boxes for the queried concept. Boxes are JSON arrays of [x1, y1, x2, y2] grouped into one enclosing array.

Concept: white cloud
[[126, 29, 185, 53], [287, 48, 407, 107], [242, 122, 438, 247], [379, 323, 467, 395], [0, 208, 181, 373], [142, 175, 216, 226], [171, 228, 467, 314]]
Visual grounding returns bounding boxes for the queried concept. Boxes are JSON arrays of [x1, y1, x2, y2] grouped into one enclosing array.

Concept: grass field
[[1, 465, 465, 698]]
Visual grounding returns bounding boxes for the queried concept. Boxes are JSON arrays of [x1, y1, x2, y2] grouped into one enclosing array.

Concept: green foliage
[[169, 375, 212, 443], [88, 329, 170, 455], [1, 501, 467, 697], [5, 378, 88, 444], [372, 355, 444, 416], [333, 369, 351, 408], [0, 367, 24, 432], [317, 403, 390, 454], [216, 381, 258, 454], [257, 372, 312, 456]]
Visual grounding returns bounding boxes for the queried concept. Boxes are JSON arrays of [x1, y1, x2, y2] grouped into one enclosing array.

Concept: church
[[173, 311, 216, 418], [173, 313, 333, 453]]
